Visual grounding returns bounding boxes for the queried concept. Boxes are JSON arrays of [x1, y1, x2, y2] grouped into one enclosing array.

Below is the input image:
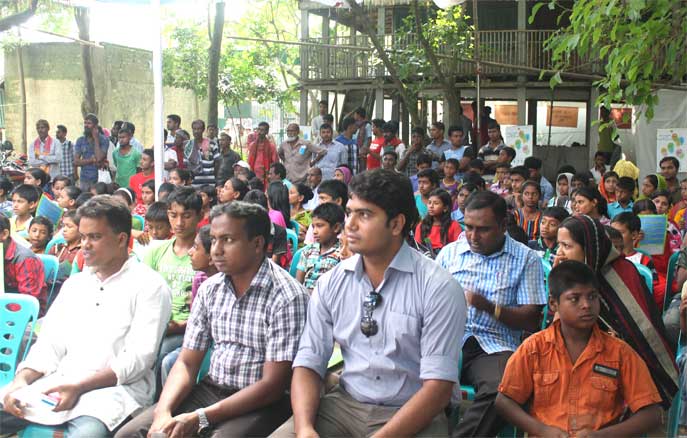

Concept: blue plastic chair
[[286, 228, 298, 252], [290, 220, 300, 235], [666, 334, 685, 438], [0, 295, 39, 387], [664, 251, 681, 313], [632, 262, 654, 294], [38, 254, 59, 304], [290, 247, 305, 278], [44, 234, 66, 255]]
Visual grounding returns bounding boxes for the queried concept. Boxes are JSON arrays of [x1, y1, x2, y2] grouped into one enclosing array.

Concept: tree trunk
[[348, 1, 420, 126], [75, 7, 98, 118], [16, 37, 27, 153], [207, 1, 225, 126]]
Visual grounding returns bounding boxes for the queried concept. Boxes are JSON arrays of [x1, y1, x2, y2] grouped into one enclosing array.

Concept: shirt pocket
[[384, 311, 421, 353], [589, 376, 619, 411], [532, 371, 559, 408]]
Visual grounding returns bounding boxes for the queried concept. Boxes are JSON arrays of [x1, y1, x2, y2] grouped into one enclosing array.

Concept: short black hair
[[118, 127, 133, 136], [542, 206, 570, 223], [549, 260, 599, 301], [228, 177, 249, 200], [243, 189, 268, 209], [447, 125, 464, 136], [146, 201, 171, 223], [382, 150, 398, 161], [210, 201, 272, 251], [0, 214, 9, 234], [75, 192, 94, 208], [341, 117, 356, 131], [509, 165, 529, 180], [501, 146, 516, 161], [611, 212, 641, 232], [77, 195, 132, 240], [381, 122, 397, 134], [660, 156, 680, 170], [247, 177, 265, 192], [258, 121, 270, 132], [468, 159, 485, 170], [192, 119, 206, 130], [63, 185, 82, 201], [463, 172, 486, 190], [323, 115, 334, 124], [431, 121, 445, 132], [444, 158, 460, 169], [312, 202, 345, 227], [167, 114, 181, 125], [320, 123, 333, 133], [197, 225, 212, 254], [12, 184, 40, 204], [158, 182, 175, 197], [122, 121, 136, 134], [522, 181, 542, 196], [605, 225, 622, 243], [52, 175, 72, 187], [417, 168, 439, 187], [56, 124, 67, 133], [651, 190, 672, 204], [167, 186, 203, 214], [30, 215, 53, 237], [270, 162, 287, 180], [26, 167, 50, 186], [295, 183, 314, 204], [411, 127, 426, 137], [353, 107, 367, 118], [62, 209, 78, 224], [348, 169, 419, 237], [318, 179, 349, 208], [0, 175, 13, 196], [495, 162, 511, 171], [416, 153, 433, 167], [616, 176, 635, 192], [142, 148, 154, 160], [558, 164, 577, 175], [207, 123, 218, 130], [170, 168, 193, 185], [633, 199, 657, 215], [372, 119, 386, 129], [523, 156, 542, 170], [198, 184, 218, 207], [465, 190, 507, 223]]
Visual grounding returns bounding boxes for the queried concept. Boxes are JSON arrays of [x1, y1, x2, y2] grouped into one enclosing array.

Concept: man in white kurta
[[0, 195, 172, 437]]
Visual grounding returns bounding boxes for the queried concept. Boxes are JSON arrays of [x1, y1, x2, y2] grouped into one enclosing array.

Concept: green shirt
[[113, 146, 142, 189], [144, 238, 195, 322]]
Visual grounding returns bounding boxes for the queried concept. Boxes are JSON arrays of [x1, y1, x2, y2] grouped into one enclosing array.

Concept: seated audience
[[598, 170, 619, 203], [115, 201, 308, 438], [572, 187, 610, 225], [243, 189, 291, 269], [296, 202, 345, 293], [11, 184, 40, 235], [57, 185, 82, 212], [0, 196, 171, 437], [415, 168, 439, 219], [303, 179, 349, 246], [607, 176, 635, 219], [414, 188, 461, 253], [451, 183, 477, 226], [0, 175, 13, 217], [49, 210, 81, 282], [528, 206, 569, 265], [28, 216, 53, 255], [547, 172, 573, 212], [496, 260, 662, 437], [513, 181, 542, 241]]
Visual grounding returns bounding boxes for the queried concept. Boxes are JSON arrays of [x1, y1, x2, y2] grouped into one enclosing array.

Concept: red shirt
[[414, 221, 462, 250], [248, 138, 278, 186], [367, 137, 385, 169], [129, 171, 155, 205], [4, 239, 47, 316]]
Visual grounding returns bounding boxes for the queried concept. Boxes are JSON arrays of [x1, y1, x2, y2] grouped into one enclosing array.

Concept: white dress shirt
[[14, 258, 172, 430]]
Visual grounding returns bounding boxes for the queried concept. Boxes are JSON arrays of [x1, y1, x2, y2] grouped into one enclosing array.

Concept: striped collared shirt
[[436, 233, 546, 354]]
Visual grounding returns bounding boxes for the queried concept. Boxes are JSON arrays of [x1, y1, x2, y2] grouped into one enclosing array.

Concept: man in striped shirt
[[436, 191, 546, 437]]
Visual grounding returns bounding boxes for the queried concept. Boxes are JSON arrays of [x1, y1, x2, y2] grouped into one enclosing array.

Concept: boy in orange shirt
[[495, 260, 661, 437]]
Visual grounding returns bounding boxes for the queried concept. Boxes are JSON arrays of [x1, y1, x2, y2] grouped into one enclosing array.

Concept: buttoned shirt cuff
[[292, 352, 328, 379], [419, 355, 460, 383]]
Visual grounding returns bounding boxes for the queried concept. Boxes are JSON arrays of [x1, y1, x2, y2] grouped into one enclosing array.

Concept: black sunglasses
[[361, 291, 382, 337]]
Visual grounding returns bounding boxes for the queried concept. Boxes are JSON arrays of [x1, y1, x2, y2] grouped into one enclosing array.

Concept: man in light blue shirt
[[271, 169, 466, 438], [313, 124, 348, 180], [426, 122, 451, 169], [436, 190, 546, 437]]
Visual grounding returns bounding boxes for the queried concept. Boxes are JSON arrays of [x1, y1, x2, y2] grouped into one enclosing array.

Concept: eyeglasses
[[361, 291, 382, 337]]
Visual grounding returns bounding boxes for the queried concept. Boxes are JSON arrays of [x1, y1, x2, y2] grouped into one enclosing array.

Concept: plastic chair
[[664, 251, 681, 313], [38, 254, 59, 304], [631, 262, 654, 294], [132, 214, 145, 231], [290, 220, 300, 235], [290, 247, 305, 278], [286, 228, 298, 252], [666, 334, 685, 438], [44, 234, 66, 255], [0, 295, 39, 387], [197, 345, 213, 383]]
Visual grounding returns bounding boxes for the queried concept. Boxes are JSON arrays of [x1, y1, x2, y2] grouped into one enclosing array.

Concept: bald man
[[278, 124, 326, 184]]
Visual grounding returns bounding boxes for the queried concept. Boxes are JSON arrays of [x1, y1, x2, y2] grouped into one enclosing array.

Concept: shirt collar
[[547, 319, 604, 355], [341, 241, 415, 276], [84, 256, 137, 285], [455, 233, 514, 258], [315, 241, 342, 257], [223, 257, 273, 297]]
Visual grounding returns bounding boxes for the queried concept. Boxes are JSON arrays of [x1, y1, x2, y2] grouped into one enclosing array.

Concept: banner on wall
[[546, 106, 579, 128], [656, 128, 687, 172], [494, 105, 518, 126], [610, 108, 633, 130], [503, 125, 533, 166]]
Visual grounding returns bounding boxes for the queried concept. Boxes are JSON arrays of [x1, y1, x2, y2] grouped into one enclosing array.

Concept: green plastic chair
[[664, 251, 681, 313], [0, 295, 39, 386]]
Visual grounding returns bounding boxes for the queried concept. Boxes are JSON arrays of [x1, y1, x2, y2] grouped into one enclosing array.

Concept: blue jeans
[[161, 347, 181, 387], [155, 334, 184, 396], [0, 411, 109, 437]]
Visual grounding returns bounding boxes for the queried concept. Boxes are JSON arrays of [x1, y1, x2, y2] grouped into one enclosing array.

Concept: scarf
[[34, 136, 52, 158], [568, 215, 678, 406], [555, 173, 573, 198], [336, 166, 352, 185], [598, 174, 617, 203]]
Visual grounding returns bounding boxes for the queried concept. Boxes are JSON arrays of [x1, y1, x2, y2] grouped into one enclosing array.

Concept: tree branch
[[0, 0, 39, 33]]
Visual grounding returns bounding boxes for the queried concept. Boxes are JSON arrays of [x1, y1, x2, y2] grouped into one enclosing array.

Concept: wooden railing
[[300, 30, 603, 82]]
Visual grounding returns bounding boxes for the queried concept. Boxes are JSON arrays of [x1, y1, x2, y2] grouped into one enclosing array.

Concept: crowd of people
[[0, 103, 686, 438]]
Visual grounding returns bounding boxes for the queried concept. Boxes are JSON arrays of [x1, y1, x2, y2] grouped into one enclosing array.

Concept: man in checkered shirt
[[116, 201, 309, 438]]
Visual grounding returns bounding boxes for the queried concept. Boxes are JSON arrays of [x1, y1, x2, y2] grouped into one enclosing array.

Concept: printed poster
[[656, 128, 687, 172], [503, 125, 533, 167], [638, 214, 667, 255]]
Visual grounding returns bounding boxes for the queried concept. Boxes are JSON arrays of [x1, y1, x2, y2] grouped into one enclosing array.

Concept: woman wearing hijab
[[638, 174, 667, 200], [555, 214, 678, 407], [334, 166, 352, 185], [547, 172, 573, 213]]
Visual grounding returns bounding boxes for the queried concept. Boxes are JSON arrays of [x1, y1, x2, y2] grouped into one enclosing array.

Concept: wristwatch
[[195, 408, 211, 436]]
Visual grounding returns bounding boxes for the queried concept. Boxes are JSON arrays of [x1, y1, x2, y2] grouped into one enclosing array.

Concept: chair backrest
[[44, 235, 66, 256], [132, 214, 145, 232], [197, 344, 213, 383], [0, 295, 39, 387], [37, 254, 60, 304], [541, 258, 553, 330], [290, 220, 300, 235], [633, 262, 653, 294], [285, 228, 298, 252], [289, 247, 305, 278], [664, 251, 681, 312]]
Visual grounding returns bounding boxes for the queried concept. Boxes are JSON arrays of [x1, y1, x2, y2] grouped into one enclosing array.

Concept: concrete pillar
[[517, 87, 527, 125], [527, 99, 538, 146], [375, 88, 384, 119]]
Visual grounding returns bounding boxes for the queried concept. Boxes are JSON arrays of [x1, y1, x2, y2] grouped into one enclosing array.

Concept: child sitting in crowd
[[133, 179, 156, 217], [11, 184, 39, 235], [157, 182, 175, 201], [605, 224, 625, 254], [489, 162, 510, 197], [599, 170, 619, 203], [607, 176, 635, 219], [168, 168, 192, 186], [414, 188, 461, 253], [196, 184, 217, 229], [51, 175, 71, 201], [24, 167, 50, 197], [440, 158, 460, 198], [496, 260, 662, 437], [296, 202, 345, 293], [243, 189, 291, 269], [528, 206, 569, 265], [57, 185, 81, 212], [415, 168, 439, 219], [27, 216, 52, 254], [451, 183, 477, 226], [547, 172, 573, 213], [49, 210, 81, 283], [0, 175, 14, 217], [289, 183, 314, 245]]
